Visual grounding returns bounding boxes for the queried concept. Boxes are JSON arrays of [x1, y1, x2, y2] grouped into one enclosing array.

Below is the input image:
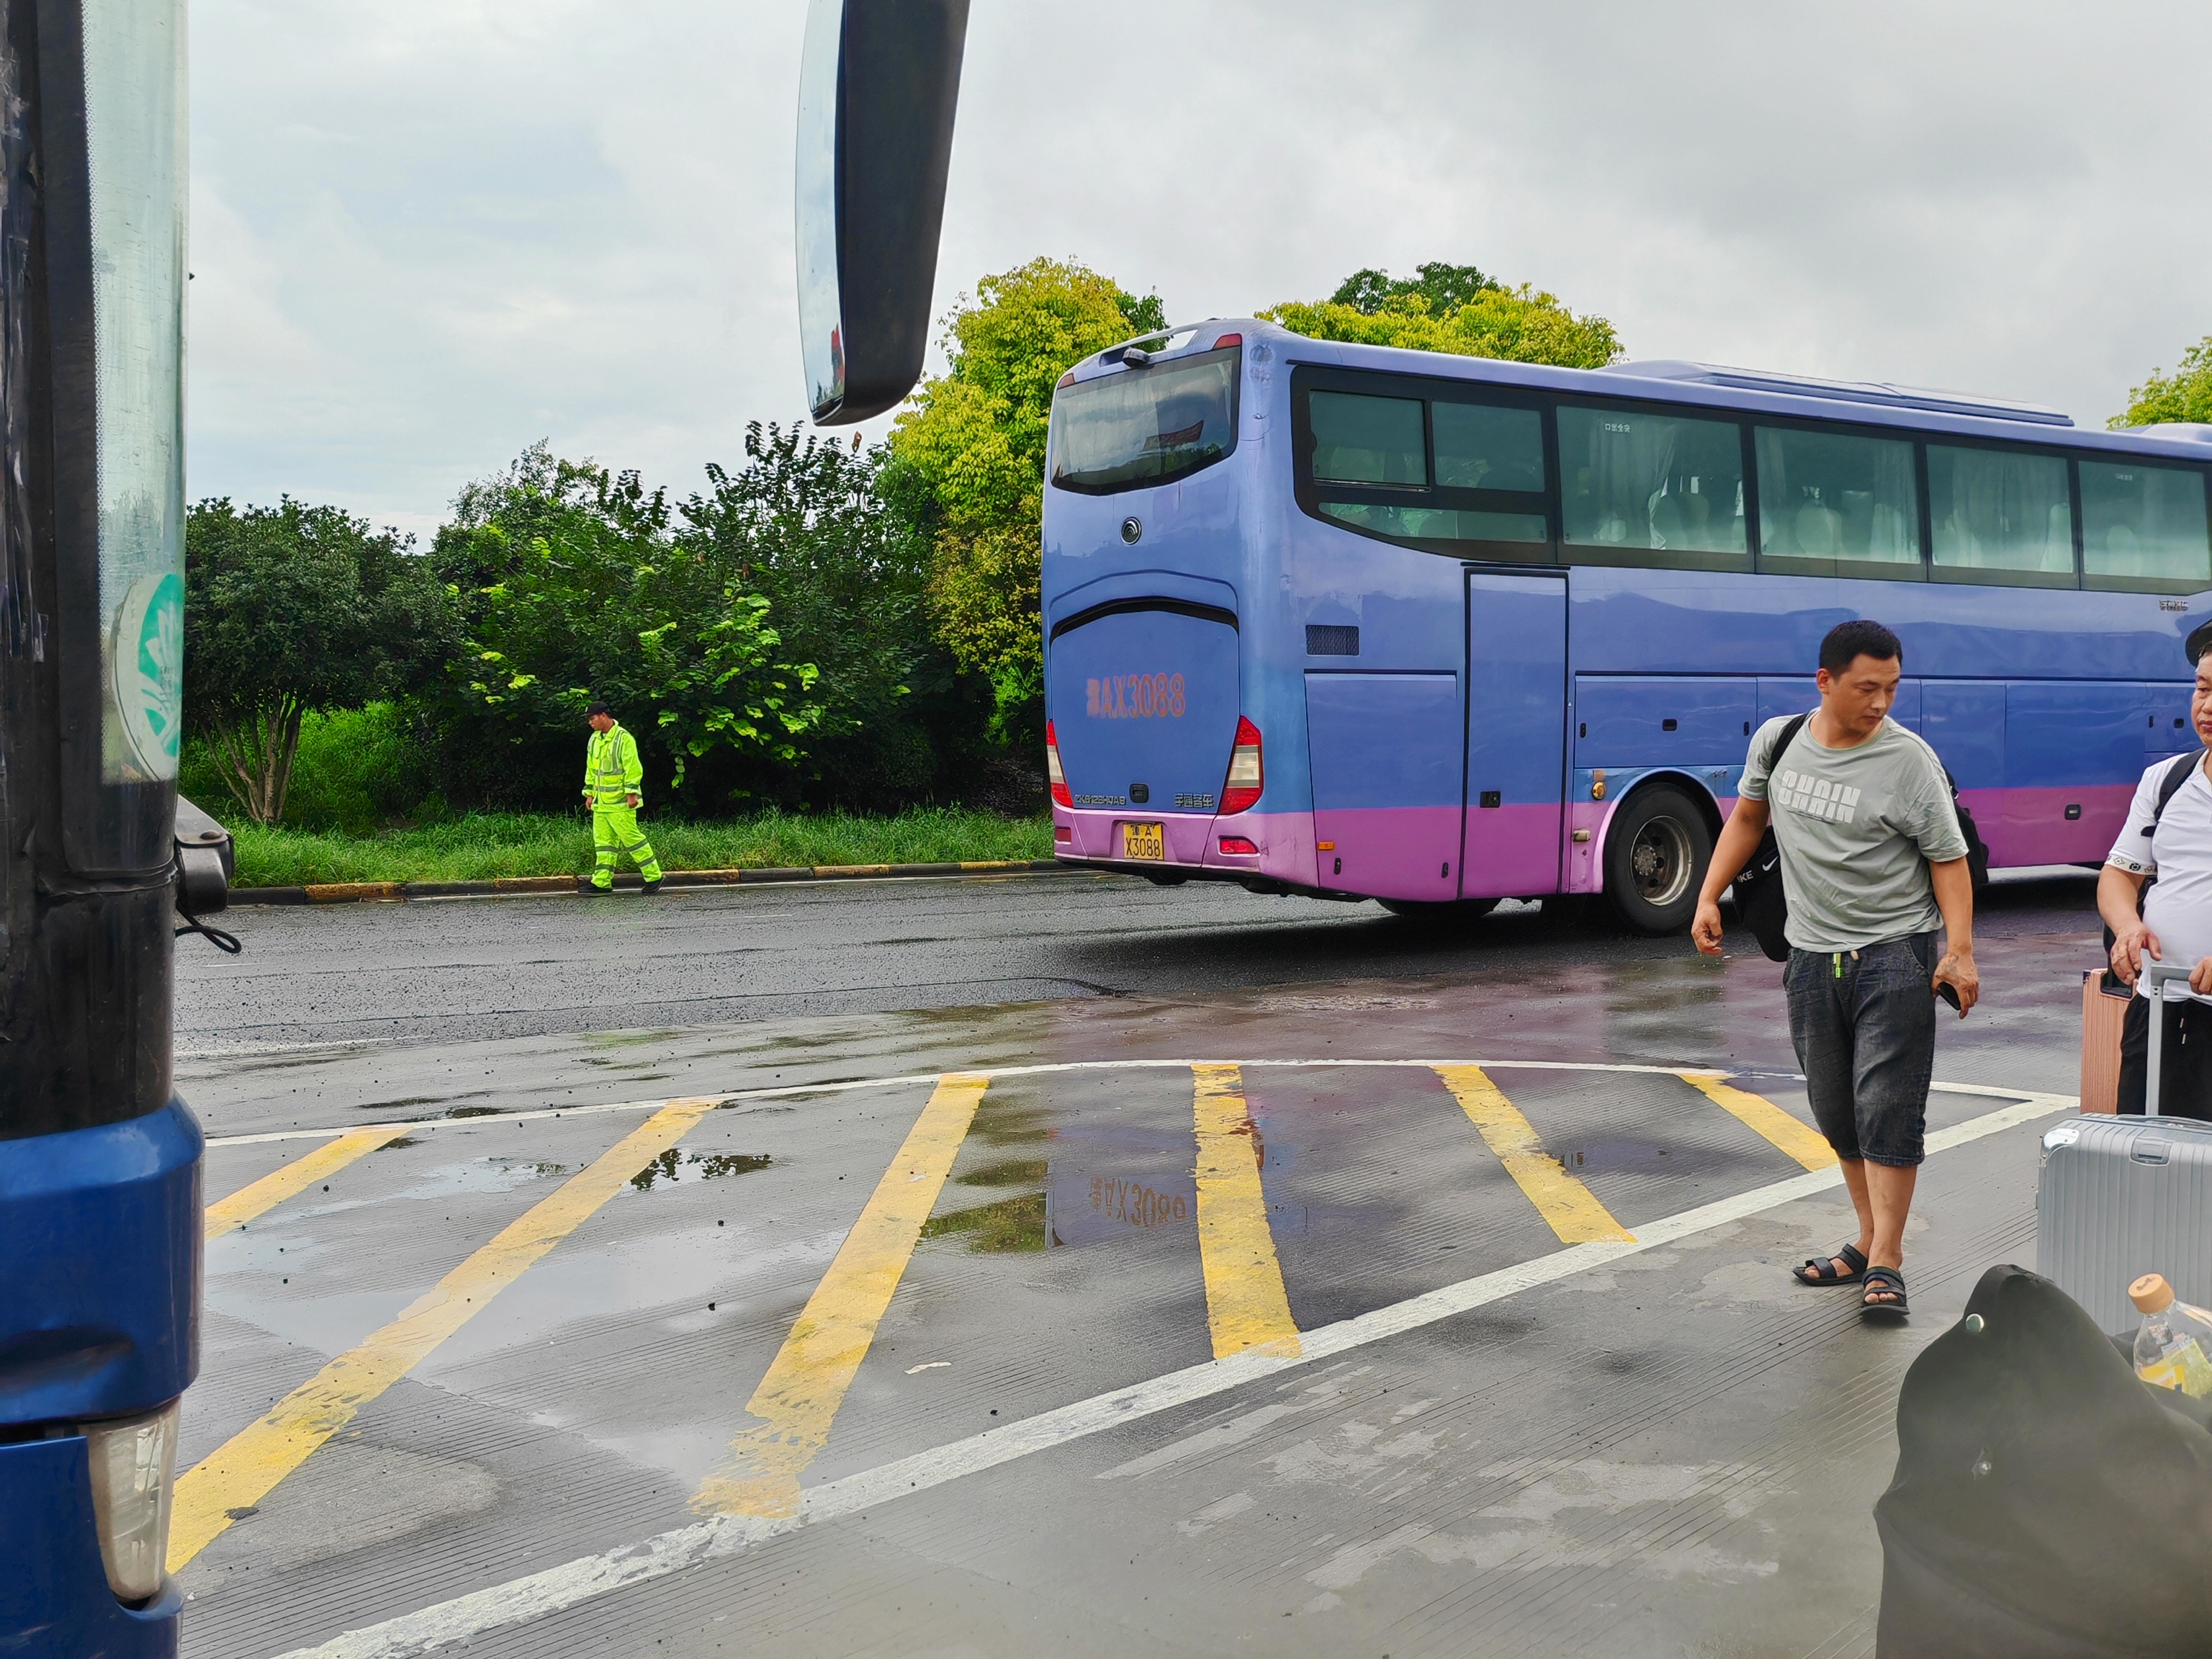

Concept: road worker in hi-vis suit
[[581, 701, 664, 894]]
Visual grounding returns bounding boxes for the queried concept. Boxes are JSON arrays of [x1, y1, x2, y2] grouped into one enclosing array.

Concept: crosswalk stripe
[[1678, 1073, 1839, 1172], [1434, 1064, 1635, 1244], [691, 1074, 990, 1519], [1190, 1064, 1301, 1359], [168, 1097, 721, 1572], [203, 1126, 413, 1240]]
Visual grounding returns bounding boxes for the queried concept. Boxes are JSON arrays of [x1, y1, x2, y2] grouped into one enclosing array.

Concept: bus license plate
[[1120, 822, 1165, 860]]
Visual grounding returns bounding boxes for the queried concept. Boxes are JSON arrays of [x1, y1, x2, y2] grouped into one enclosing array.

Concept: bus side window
[[1558, 405, 1749, 571], [1754, 426, 1921, 577], [1928, 444, 2075, 585], [1310, 391, 1426, 486], [2080, 459, 2211, 591], [1434, 402, 1544, 492]]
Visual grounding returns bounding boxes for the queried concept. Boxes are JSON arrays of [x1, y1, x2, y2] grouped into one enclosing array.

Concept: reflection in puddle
[[1047, 1172, 1197, 1247], [628, 1150, 773, 1191], [921, 1192, 1046, 1252]]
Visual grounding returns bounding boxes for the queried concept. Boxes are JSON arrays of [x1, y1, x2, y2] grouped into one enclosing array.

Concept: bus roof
[[1596, 359, 2073, 427]]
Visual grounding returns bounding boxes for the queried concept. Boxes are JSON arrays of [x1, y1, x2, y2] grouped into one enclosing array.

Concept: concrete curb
[[227, 859, 1079, 907]]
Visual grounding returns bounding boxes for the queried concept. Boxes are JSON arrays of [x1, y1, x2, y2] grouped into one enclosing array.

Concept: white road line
[[202, 1056, 1743, 1149], [270, 1085, 2075, 1659]]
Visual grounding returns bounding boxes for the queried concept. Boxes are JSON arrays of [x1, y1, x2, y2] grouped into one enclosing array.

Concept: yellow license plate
[[1120, 821, 1166, 860]]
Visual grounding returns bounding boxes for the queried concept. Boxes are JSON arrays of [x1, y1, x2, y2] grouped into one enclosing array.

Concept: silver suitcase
[[2038, 963, 2212, 1335]]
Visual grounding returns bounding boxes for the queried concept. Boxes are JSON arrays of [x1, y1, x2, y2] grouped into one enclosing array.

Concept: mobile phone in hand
[[1936, 981, 1962, 1013]]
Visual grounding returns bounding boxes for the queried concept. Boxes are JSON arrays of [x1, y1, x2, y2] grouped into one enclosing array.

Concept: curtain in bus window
[[1310, 392, 1426, 485], [1928, 446, 2074, 577], [2080, 459, 2212, 585], [1755, 428, 1920, 566], [1559, 406, 1746, 560]]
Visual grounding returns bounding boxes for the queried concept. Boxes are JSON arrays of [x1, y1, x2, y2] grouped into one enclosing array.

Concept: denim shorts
[[1781, 932, 1940, 1167]]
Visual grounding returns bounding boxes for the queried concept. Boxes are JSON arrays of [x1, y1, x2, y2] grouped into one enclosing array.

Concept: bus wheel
[[1377, 897, 1501, 923], [1604, 785, 1712, 935]]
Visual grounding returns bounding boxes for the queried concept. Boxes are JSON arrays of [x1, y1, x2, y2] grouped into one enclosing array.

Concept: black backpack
[[2098, 749, 2201, 992], [1733, 714, 1992, 963]]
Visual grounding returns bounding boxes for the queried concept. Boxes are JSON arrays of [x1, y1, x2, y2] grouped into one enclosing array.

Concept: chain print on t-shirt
[[1773, 768, 1861, 825]]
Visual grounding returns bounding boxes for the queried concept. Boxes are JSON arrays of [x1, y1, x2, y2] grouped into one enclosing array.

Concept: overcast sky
[[190, 1, 2212, 539]]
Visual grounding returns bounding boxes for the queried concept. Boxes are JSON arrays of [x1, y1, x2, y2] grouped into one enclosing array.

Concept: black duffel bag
[[1875, 1264, 2212, 1658]]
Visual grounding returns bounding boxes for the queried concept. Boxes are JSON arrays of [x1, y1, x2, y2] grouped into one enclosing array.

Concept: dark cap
[[585, 699, 610, 717], [2188, 621, 2212, 666]]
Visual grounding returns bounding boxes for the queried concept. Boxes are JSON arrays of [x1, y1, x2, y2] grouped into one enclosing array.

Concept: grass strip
[[228, 808, 1054, 889]]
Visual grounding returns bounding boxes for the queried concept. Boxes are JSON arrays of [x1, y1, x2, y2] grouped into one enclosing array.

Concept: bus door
[[1461, 570, 1568, 899]]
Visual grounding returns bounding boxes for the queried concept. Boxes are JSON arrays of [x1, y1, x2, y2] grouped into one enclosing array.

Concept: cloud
[[188, 0, 2212, 530]]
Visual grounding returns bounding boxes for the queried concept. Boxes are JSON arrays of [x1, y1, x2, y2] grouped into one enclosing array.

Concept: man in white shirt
[[2100, 624, 2212, 1120]]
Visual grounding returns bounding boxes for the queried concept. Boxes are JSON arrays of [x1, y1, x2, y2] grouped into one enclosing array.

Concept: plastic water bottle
[[2129, 1274, 2212, 1398]]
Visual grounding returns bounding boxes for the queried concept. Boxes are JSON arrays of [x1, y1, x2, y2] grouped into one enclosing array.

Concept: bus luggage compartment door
[[1462, 572, 1568, 899], [1306, 672, 1462, 899], [1047, 602, 1241, 851]]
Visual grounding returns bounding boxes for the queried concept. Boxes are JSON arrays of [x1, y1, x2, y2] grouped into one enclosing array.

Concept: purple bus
[[1040, 324, 2212, 931]]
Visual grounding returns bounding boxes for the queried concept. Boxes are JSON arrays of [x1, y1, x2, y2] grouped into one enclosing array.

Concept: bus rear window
[[1050, 346, 1240, 495]]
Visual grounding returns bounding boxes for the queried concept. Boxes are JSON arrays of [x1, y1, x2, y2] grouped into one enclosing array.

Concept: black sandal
[[1861, 1266, 1909, 1320], [1794, 1243, 1867, 1286]]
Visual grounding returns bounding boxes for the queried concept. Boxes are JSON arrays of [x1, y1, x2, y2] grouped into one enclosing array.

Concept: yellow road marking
[[1435, 1064, 1635, 1244], [691, 1074, 990, 1519], [1678, 1073, 1839, 1172], [168, 1097, 719, 1571], [1190, 1064, 1301, 1360], [202, 1126, 413, 1241]]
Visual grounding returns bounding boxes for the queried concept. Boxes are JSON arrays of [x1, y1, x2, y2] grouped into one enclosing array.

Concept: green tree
[[1264, 262, 1621, 369], [885, 257, 1157, 747], [2113, 337, 2212, 429], [1330, 261, 1497, 315], [184, 498, 454, 824], [428, 444, 824, 809], [677, 421, 969, 808]]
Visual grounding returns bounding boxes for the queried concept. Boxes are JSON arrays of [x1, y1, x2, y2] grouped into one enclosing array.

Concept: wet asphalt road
[[176, 866, 2102, 1061], [172, 869, 2108, 1659]]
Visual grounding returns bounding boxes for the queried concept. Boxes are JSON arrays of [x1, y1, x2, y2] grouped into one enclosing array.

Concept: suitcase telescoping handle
[[2141, 963, 2197, 1118]]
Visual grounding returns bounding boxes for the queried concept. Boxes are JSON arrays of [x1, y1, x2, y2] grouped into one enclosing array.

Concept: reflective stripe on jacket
[[584, 724, 644, 804]]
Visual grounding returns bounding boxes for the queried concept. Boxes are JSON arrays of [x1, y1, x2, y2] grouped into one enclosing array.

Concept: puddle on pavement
[[356, 1096, 449, 1112], [956, 1158, 1048, 1188], [378, 1137, 420, 1151], [447, 1106, 503, 1119], [1557, 1142, 1673, 1173], [628, 1149, 773, 1190], [971, 1094, 1051, 1147], [922, 1192, 1046, 1252]]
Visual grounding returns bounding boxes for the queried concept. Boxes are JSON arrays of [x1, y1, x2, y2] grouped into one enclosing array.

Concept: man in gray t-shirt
[[1692, 620, 1978, 1323]]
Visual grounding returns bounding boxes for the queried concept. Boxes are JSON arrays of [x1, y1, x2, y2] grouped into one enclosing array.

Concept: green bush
[[179, 702, 433, 835], [222, 806, 1053, 888]]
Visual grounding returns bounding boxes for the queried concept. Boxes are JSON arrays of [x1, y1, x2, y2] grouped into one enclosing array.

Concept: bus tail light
[[1046, 721, 1072, 808], [1220, 717, 1263, 814], [85, 1400, 179, 1604], [1218, 836, 1258, 855]]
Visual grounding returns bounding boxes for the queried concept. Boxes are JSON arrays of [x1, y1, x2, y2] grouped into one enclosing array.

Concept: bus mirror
[[795, 0, 968, 425]]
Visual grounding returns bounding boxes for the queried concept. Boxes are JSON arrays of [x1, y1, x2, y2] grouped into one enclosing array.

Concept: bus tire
[[1377, 896, 1501, 923], [1603, 784, 1712, 935]]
